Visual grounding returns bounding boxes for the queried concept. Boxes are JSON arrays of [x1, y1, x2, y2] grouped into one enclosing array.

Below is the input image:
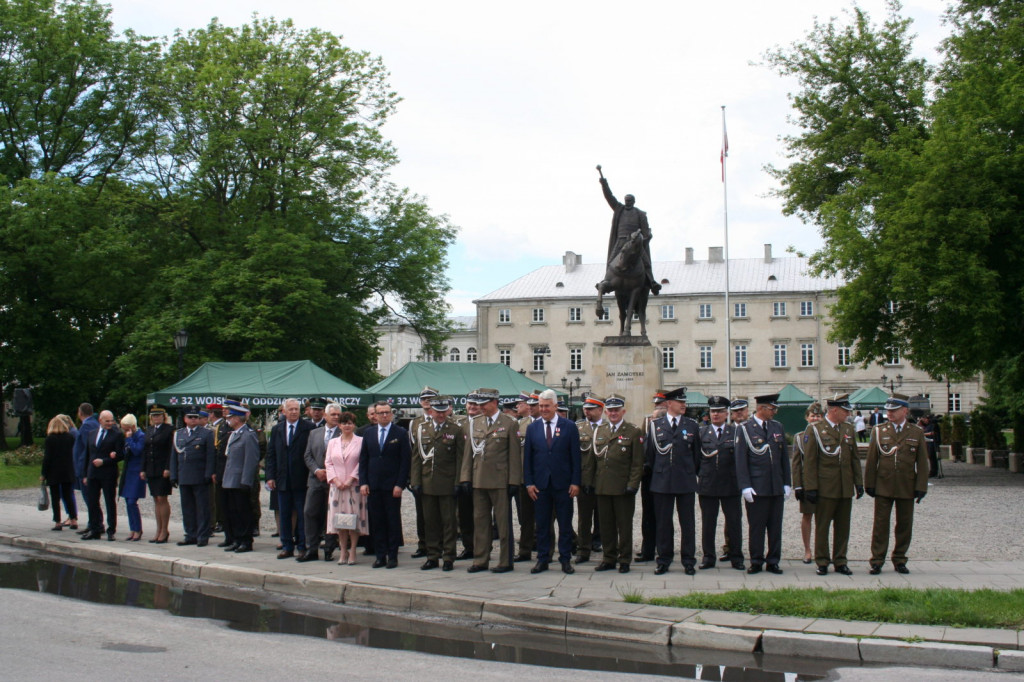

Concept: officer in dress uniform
[[171, 406, 216, 546], [575, 395, 606, 564], [697, 395, 745, 570], [735, 393, 791, 575], [864, 393, 929, 575], [592, 394, 644, 573], [410, 396, 466, 571], [718, 397, 750, 561], [409, 386, 439, 561], [645, 387, 700, 575], [206, 403, 231, 541], [513, 394, 540, 563], [802, 394, 864, 576], [459, 388, 522, 573], [635, 391, 666, 563], [221, 399, 260, 553]]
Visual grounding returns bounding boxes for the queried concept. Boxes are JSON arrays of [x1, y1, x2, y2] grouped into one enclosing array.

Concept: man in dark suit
[[171, 407, 217, 546], [298, 402, 342, 562], [697, 396, 745, 570], [359, 401, 411, 568], [868, 407, 887, 428], [266, 398, 314, 558], [523, 389, 581, 574], [82, 410, 124, 540]]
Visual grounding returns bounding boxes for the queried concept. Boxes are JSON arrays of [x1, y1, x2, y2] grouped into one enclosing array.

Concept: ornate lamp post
[[173, 329, 189, 380], [880, 373, 903, 393], [561, 375, 582, 415]]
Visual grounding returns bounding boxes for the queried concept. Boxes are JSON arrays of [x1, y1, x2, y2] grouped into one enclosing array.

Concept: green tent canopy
[[777, 384, 815, 405], [683, 390, 709, 407], [774, 384, 815, 436], [850, 386, 890, 408], [147, 361, 369, 410], [365, 362, 557, 410]]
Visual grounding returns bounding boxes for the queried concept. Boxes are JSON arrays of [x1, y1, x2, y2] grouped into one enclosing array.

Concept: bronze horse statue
[[595, 229, 649, 337]]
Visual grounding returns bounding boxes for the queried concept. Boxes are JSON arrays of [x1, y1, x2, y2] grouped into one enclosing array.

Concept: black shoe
[[732, 562, 746, 571], [802, 557, 814, 564], [197, 539, 208, 547], [618, 564, 630, 574], [816, 565, 828, 576], [363, 548, 374, 555], [594, 562, 616, 572], [177, 539, 197, 546], [81, 531, 101, 541], [213, 523, 223, 533], [747, 564, 762, 574], [295, 552, 319, 563], [106, 533, 116, 542], [591, 541, 602, 552], [420, 559, 439, 570], [895, 564, 910, 575], [386, 558, 398, 569], [467, 564, 488, 573], [835, 564, 853, 576], [223, 543, 240, 552], [411, 548, 428, 559], [684, 565, 696, 576], [719, 552, 730, 562], [699, 560, 715, 570], [372, 558, 386, 568], [252, 529, 260, 537], [766, 564, 783, 575], [654, 564, 669, 575], [234, 544, 252, 553], [561, 562, 575, 575], [634, 554, 654, 563], [456, 549, 473, 561], [217, 540, 234, 548], [575, 556, 590, 564], [271, 532, 280, 537], [513, 554, 532, 563], [323, 549, 335, 562], [530, 561, 549, 574], [442, 560, 454, 571], [869, 564, 882, 575], [77, 528, 91, 536], [490, 565, 512, 573], [277, 550, 294, 559]]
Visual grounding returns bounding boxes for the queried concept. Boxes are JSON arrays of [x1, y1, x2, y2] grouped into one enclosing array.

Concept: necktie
[[324, 428, 333, 446], [671, 418, 678, 433], [716, 427, 722, 439], [896, 425, 902, 435], [287, 423, 294, 447], [187, 428, 192, 438], [546, 421, 553, 448], [96, 429, 104, 446], [379, 426, 386, 449]]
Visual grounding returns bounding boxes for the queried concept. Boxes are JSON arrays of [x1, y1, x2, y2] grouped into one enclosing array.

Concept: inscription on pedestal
[[591, 344, 662, 416]]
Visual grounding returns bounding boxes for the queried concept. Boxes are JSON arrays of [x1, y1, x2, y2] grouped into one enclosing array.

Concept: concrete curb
[[761, 629, 861, 661], [997, 650, 1024, 672], [858, 637, 995, 669], [671, 621, 761, 652]]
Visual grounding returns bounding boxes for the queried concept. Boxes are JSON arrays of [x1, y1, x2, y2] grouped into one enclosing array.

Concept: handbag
[[332, 512, 357, 530], [37, 482, 50, 511]]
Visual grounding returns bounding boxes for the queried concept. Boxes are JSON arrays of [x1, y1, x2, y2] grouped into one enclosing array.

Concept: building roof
[[475, 254, 842, 303]]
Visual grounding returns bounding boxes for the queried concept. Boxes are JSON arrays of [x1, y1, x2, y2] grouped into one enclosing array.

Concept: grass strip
[[647, 587, 1024, 630], [0, 464, 44, 491]]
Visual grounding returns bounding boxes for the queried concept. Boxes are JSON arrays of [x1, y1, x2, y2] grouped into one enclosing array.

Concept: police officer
[[645, 387, 700, 575], [718, 397, 750, 561], [864, 393, 929, 575], [575, 395, 606, 563], [802, 394, 863, 576], [593, 394, 644, 573], [697, 396, 744, 570], [735, 393, 791, 575], [411, 396, 466, 571], [171, 406, 216, 546]]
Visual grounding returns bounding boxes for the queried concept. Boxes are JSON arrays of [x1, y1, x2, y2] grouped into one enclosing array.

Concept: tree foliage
[[766, 0, 1024, 398]]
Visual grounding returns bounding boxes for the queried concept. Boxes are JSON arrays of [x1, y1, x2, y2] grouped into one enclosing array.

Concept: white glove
[[742, 487, 755, 504], [784, 485, 793, 500]]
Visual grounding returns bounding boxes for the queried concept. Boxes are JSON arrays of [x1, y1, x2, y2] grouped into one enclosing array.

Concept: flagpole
[[721, 105, 732, 399]]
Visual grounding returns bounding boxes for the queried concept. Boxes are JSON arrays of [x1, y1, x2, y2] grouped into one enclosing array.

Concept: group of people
[[38, 386, 930, 578]]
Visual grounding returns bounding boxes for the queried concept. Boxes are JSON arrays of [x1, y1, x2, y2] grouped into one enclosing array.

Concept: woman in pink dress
[[325, 412, 368, 564]]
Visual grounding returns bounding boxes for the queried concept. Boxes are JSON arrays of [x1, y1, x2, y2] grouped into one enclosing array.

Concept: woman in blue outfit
[[118, 414, 147, 541]]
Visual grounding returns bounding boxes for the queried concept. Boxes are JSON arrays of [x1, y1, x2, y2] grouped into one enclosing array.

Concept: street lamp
[[173, 329, 189, 380], [561, 375, 582, 414], [880, 373, 903, 393]]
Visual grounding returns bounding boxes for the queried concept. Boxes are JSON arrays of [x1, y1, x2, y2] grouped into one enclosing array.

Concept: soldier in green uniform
[[514, 394, 539, 563], [410, 396, 465, 571], [864, 393, 929, 574], [459, 388, 522, 573], [593, 394, 644, 573], [408, 386, 438, 560], [802, 394, 863, 575], [575, 395, 606, 563]]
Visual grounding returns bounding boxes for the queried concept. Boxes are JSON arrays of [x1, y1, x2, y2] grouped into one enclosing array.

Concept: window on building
[[661, 346, 676, 370], [498, 349, 511, 366], [699, 345, 713, 369], [734, 345, 748, 369], [800, 343, 814, 367], [532, 347, 545, 371], [597, 306, 610, 321], [886, 347, 901, 365], [532, 308, 545, 323], [466, 347, 477, 362], [498, 309, 511, 324], [449, 348, 460, 362], [837, 344, 851, 367], [698, 303, 713, 319], [772, 301, 787, 317], [734, 302, 747, 318], [568, 306, 582, 322], [800, 301, 814, 317], [948, 393, 961, 412], [661, 304, 675, 320], [375, 356, 381, 371], [569, 347, 583, 371], [774, 343, 788, 367]]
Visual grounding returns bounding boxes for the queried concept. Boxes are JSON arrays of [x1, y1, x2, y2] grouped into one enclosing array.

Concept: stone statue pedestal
[[591, 341, 662, 415]]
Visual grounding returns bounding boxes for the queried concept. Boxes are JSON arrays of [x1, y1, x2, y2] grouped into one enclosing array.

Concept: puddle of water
[[0, 550, 840, 680]]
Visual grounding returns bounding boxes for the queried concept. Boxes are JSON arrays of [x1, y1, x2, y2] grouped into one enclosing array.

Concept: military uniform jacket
[[802, 420, 862, 498], [223, 424, 260, 489], [594, 421, 644, 495], [210, 419, 231, 479], [459, 413, 523, 489], [576, 418, 605, 488], [644, 415, 700, 495], [864, 422, 929, 499], [142, 423, 174, 479], [697, 423, 740, 497], [734, 417, 791, 496], [790, 425, 811, 490], [411, 417, 466, 495], [170, 427, 216, 486]]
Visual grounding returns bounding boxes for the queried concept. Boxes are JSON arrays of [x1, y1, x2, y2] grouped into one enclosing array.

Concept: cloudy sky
[[105, 0, 951, 315]]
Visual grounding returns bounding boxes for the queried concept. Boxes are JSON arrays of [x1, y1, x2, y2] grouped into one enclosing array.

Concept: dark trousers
[[596, 494, 635, 565], [576, 489, 598, 559], [871, 495, 916, 565], [637, 468, 656, 559], [422, 493, 457, 561], [653, 492, 696, 568], [699, 494, 743, 564], [414, 492, 427, 553], [514, 488, 535, 557], [745, 494, 784, 566], [367, 490, 402, 561], [216, 483, 234, 544], [86, 478, 117, 534], [303, 484, 337, 555], [225, 487, 254, 547], [456, 488, 474, 553], [179, 483, 211, 541], [814, 496, 852, 567], [533, 486, 574, 564], [276, 487, 307, 552], [49, 482, 77, 523], [928, 444, 939, 477]]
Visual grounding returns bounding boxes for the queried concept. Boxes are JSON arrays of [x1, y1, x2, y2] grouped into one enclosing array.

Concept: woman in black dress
[[41, 415, 78, 530], [141, 406, 174, 543]]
